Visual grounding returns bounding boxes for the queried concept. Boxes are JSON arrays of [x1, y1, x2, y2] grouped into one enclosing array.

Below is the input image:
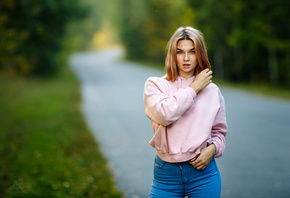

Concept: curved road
[[69, 49, 290, 198]]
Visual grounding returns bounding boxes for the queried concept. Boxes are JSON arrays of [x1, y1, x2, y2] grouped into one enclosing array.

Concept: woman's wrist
[[207, 143, 216, 157], [189, 83, 200, 93]]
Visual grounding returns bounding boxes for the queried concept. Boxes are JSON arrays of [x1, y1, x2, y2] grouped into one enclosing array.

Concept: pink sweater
[[143, 75, 227, 163]]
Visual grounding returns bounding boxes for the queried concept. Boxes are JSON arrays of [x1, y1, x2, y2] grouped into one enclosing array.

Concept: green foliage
[[188, 0, 290, 86], [0, 0, 88, 75], [109, 0, 290, 87], [0, 68, 123, 198], [116, 0, 194, 62]]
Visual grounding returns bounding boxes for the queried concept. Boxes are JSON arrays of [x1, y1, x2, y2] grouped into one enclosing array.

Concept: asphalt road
[[69, 48, 290, 198]]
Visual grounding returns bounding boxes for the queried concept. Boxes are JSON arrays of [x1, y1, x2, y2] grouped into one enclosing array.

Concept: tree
[[187, 0, 290, 86], [116, 0, 194, 63], [0, 0, 88, 75]]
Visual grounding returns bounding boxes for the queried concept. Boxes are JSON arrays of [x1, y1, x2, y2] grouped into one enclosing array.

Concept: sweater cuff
[[185, 87, 197, 99]]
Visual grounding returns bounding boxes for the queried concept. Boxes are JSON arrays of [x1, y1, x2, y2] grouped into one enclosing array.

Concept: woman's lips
[[183, 64, 191, 68]]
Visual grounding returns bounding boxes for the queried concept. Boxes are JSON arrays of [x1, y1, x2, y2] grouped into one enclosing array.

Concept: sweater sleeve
[[207, 90, 227, 158], [143, 77, 196, 126]]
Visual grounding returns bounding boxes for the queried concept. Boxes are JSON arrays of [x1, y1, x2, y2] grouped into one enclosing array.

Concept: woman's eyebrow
[[176, 48, 195, 51]]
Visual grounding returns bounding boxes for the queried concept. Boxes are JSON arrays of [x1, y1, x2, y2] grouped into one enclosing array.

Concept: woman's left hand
[[190, 144, 216, 170]]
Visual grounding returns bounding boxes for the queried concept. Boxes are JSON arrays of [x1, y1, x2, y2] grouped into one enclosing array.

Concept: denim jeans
[[149, 155, 221, 198]]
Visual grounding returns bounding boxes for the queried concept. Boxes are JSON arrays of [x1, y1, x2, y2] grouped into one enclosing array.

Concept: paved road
[[69, 48, 290, 198]]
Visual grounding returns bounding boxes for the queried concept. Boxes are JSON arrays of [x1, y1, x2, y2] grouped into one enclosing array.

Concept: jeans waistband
[[156, 155, 190, 166]]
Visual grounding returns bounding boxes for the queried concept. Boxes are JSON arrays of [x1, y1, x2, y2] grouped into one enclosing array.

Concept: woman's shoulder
[[208, 82, 219, 90], [202, 82, 222, 95], [206, 82, 225, 100], [145, 75, 169, 86]]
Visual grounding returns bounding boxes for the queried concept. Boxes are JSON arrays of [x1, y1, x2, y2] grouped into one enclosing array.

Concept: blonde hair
[[165, 27, 211, 82]]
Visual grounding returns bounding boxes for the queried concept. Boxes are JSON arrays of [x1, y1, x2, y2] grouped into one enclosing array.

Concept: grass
[[0, 67, 123, 198], [133, 60, 290, 101]]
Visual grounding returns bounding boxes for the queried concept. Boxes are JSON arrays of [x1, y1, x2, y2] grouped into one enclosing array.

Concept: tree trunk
[[268, 47, 278, 84], [214, 50, 224, 79]]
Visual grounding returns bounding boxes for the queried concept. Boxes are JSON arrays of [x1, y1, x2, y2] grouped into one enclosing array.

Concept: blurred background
[[1, 0, 290, 198], [1, 0, 289, 86]]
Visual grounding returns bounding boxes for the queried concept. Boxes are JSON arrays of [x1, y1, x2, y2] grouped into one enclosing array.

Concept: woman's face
[[176, 39, 198, 79]]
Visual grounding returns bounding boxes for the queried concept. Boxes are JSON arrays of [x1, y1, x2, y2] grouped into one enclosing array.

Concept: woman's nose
[[184, 52, 189, 61]]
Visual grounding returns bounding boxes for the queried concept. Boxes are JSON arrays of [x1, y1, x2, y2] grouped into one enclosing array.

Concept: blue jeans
[[149, 155, 221, 198]]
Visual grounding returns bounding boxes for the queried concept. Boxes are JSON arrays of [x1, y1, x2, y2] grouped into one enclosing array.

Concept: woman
[[143, 27, 227, 198]]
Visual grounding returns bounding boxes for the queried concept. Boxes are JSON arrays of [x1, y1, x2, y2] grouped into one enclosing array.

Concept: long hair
[[165, 27, 211, 82]]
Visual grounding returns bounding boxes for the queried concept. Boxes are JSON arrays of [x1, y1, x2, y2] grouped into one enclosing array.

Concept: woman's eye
[[190, 51, 195, 54], [177, 51, 183, 54]]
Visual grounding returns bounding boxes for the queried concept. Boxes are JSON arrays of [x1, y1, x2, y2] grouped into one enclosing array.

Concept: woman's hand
[[190, 144, 216, 170], [189, 69, 213, 93]]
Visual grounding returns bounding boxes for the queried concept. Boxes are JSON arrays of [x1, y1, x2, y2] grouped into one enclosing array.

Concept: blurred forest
[[114, 0, 290, 87], [0, 0, 289, 87], [0, 0, 102, 75]]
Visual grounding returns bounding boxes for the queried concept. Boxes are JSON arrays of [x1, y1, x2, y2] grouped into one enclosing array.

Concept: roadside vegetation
[[0, 67, 123, 198], [112, 0, 290, 89], [213, 79, 290, 101]]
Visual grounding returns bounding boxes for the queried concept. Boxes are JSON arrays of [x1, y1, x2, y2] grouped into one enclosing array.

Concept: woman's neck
[[179, 72, 194, 79]]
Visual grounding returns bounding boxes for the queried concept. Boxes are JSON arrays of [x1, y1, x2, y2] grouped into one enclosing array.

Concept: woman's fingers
[[190, 145, 216, 170], [190, 155, 205, 170], [189, 69, 213, 93], [190, 159, 206, 170], [192, 159, 209, 170]]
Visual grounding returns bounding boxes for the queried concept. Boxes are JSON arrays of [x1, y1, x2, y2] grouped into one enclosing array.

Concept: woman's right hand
[[189, 69, 213, 93]]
